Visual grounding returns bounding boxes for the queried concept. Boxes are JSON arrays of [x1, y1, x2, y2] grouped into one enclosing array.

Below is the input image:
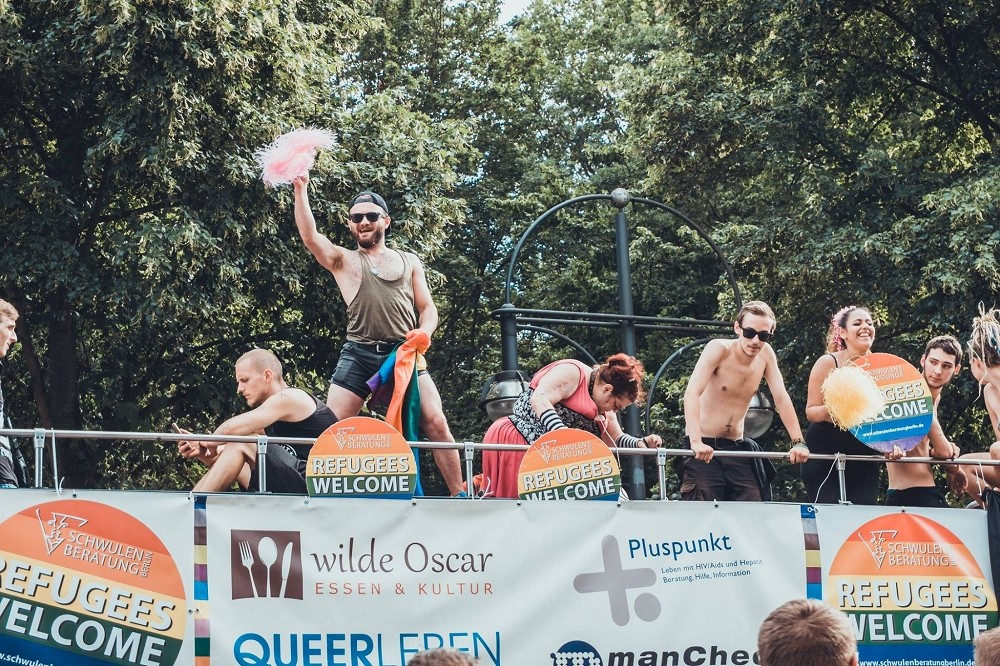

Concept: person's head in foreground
[[407, 648, 479, 666], [758, 599, 858, 666], [975, 625, 1000, 665]]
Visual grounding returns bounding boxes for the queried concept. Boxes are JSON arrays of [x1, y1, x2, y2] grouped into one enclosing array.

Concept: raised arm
[[762, 348, 809, 463], [292, 174, 348, 272]]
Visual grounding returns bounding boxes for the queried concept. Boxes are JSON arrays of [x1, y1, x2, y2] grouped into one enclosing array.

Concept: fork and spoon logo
[[234, 533, 299, 599]]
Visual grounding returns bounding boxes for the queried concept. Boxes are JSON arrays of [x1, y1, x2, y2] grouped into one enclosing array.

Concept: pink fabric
[[254, 128, 336, 187], [480, 418, 528, 499], [530, 359, 597, 420], [480, 359, 597, 498]]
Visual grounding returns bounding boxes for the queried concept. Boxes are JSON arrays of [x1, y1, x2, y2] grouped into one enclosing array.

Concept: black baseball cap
[[349, 191, 389, 215]]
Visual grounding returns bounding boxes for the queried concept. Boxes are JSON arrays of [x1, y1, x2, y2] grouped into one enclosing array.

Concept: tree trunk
[[45, 296, 96, 489]]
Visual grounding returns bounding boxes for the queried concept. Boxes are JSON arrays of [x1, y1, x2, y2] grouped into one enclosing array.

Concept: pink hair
[[826, 305, 870, 352]]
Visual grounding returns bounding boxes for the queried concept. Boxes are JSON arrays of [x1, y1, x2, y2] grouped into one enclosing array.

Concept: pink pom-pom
[[254, 128, 336, 187]]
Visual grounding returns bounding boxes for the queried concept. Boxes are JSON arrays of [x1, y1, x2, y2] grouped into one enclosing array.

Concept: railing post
[[464, 442, 476, 498], [836, 453, 849, 505], [656, 448, 669, 501], [256, 435, 268, 493], [33, 428, 45, 488]]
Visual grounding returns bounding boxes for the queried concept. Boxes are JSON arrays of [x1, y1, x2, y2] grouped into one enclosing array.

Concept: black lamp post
[[484, 189, 743, 499]]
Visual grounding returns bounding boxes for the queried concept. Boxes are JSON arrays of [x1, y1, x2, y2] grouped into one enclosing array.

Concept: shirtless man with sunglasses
[[291, 174, 464, 496], [680, 301, 808, 501]]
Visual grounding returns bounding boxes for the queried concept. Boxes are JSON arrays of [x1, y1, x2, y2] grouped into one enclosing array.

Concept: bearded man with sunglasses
[[291, 174, 464, 496], [680, 301, 808, 501]]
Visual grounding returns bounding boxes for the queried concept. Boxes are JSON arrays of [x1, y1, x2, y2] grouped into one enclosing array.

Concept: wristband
[[539, 409, 567, 432], [791, 441, 809, 450], [615, 434, 643, 448]]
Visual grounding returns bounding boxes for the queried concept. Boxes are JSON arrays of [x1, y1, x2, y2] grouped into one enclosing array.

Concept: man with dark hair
[[0, 299, 23, 488], [885, 335, 965, 507], [758, 599, 858, 666], [178, 348, 337, 493], [291, 174, 464, 496], [681, 300, 808, 501]]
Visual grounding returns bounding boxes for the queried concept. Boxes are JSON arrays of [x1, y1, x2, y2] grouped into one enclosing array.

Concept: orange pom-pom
[[822, 364, 886, 430]]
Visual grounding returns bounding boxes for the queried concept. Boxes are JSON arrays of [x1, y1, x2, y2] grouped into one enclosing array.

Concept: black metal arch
[[492, 190, 741, 499]]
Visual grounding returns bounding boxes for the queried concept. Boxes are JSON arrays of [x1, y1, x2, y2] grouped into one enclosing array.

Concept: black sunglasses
[[349, 212, 385, 224], [740, 326, 773, 342]]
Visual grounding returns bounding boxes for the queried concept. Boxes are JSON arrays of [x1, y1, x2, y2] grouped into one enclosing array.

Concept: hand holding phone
[[174, 423, 200, 459]]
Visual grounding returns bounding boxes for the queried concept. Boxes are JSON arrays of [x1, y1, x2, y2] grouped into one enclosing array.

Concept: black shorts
[[885, 486, 948, 508], [244, 443, 307, 494], [330, 340, 428, 400], [678, 436, 762, 502]]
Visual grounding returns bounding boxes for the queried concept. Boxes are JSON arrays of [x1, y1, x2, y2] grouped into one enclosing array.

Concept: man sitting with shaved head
[[178, 349, 337, 493]]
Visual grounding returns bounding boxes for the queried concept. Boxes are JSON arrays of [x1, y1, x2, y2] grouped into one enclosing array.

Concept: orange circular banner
[[517, 428, 621, 500], [828, 513, 997, 660], [849, 353, 933, 453], [306, 416, 417, 499], [0, 499, 186, 664]]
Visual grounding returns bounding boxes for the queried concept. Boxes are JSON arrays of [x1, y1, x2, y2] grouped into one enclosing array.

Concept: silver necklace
[[363, 251, 388, 276]]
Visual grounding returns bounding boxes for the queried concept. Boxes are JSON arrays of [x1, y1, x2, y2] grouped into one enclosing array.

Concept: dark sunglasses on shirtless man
[[739, 325, 773, 343]]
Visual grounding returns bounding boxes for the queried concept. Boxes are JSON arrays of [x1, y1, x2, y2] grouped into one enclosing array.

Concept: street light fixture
[[744, 389, 775, 439], [478, 370, 529, 421]]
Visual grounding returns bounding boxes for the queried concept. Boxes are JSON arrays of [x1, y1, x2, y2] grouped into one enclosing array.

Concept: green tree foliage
[[339, 0, 734, 498], [0, 0, 471, 488], [2, 0, 996, 505], [621, 0, 999, 473]]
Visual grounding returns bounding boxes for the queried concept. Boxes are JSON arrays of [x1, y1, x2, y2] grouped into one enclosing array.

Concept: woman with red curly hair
[[479, 353, 661, 499]]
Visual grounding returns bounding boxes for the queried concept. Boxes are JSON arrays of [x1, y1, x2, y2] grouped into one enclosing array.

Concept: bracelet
[[616, 434, 643, 448], [539, 409, 567, 432], [791, 442, 809, 450]]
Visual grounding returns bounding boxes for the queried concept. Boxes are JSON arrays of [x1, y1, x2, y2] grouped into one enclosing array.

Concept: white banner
[[201, 497, 811, 665], [0, 491, 992, 665]]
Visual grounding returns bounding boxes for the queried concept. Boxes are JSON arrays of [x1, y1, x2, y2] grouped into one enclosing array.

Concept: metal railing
[[2, 427, 995, 504]]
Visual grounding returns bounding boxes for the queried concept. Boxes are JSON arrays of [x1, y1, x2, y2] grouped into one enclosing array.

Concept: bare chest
[[337, 250, 406, 306], [708, 362, 765, 402], [357, 250, 404, 281]]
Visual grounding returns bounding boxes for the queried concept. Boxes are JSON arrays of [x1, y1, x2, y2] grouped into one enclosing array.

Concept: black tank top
[[265, 395, 338, 459]]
